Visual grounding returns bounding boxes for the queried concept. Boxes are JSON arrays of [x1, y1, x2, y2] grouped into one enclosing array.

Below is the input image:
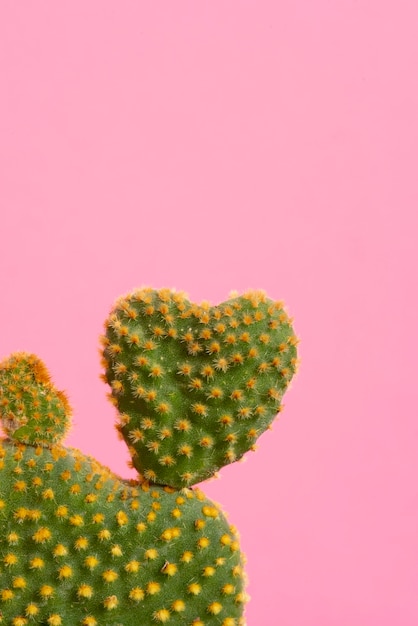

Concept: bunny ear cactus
[[0, 352, 72, 446], [102, 288, 298, 488], [0, 288, 299, 626]]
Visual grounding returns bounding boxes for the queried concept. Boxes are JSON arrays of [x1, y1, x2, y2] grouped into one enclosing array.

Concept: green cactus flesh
[[0, 439, 246, 625], [0, 288, 299, 625], [102, 288, 298, 488], [0, 353, 71, 447]]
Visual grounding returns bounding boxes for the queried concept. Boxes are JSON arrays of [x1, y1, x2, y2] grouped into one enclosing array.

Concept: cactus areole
[[0, 288, 299, 625]]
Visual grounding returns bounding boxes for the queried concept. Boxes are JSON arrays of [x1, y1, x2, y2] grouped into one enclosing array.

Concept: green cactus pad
[[0, 286, 299, 624], [102, 288, 299, 488], [0, 353, 72, 446], [0, 439, 246, 625]]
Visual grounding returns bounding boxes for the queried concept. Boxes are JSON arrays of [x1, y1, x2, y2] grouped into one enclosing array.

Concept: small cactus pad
[[102, 288, 298, 487], [0, 439, 246, 625], [0, 353, 72, 446]]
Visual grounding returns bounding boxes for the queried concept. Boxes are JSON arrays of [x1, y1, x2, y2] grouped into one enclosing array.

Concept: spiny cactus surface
[[0, 353, 71, 446], [0, 440, 246, 625], [102, 288, 298, 488], [0, 288, 299, 625]]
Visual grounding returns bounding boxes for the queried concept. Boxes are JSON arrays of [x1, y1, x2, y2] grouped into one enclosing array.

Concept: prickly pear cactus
[[0, 288, 299, 625]]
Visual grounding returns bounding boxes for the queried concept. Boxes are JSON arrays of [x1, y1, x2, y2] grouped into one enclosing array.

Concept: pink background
[[1, 2, 417, 624]]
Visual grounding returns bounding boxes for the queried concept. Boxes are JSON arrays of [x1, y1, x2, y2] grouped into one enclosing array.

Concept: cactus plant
[[0, 288, 298, 625]]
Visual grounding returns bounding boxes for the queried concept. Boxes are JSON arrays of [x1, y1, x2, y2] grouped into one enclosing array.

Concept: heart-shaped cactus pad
[[102, 288, 299, 488]]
